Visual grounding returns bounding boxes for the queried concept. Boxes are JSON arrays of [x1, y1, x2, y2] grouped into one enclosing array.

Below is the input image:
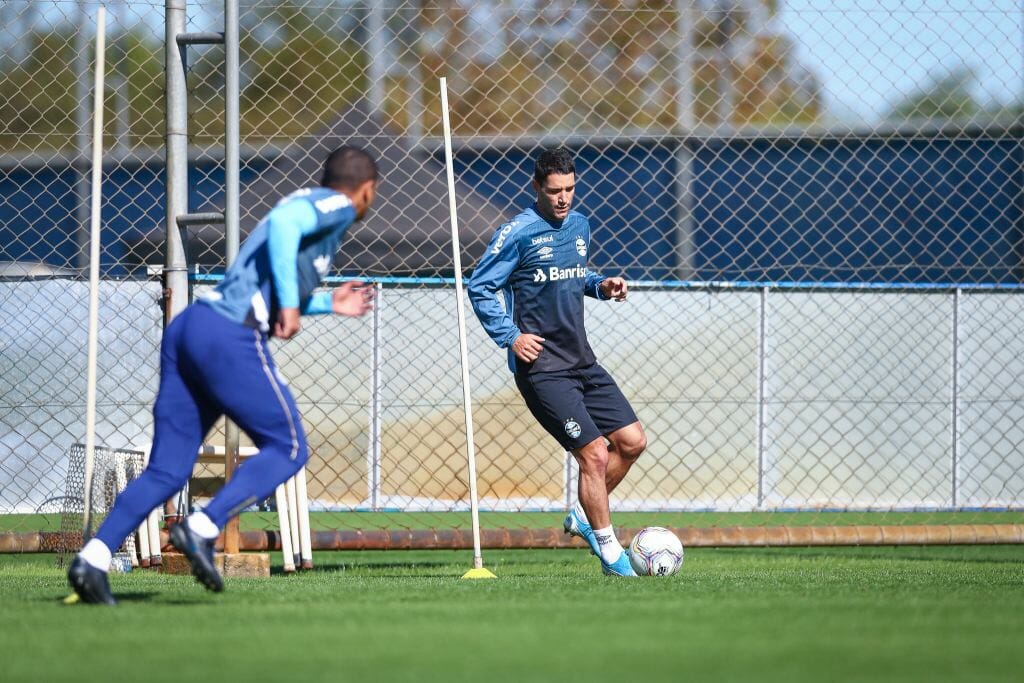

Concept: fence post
[[756, 286, 769, 508], [951, 288, 961, 508], [366, 1, 389, 126], [367, 281, 383, 510], [74, 0, 92, 271], [164, 0, 189, 321], [672, 0, 696, 280], [222, 0, 241, 556]]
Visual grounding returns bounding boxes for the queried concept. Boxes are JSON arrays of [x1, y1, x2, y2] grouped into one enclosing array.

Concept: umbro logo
[[313, 254, 330, 275]]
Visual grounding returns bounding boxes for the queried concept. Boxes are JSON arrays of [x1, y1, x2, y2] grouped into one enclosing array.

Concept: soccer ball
[[628, 526, 684, 576]]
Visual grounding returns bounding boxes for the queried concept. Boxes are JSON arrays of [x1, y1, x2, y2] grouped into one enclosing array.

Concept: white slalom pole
[[439, 77, 495, 579], [294, 466, 313, 570], [275, 483, 295, 573], [285, 475, 301, 568], [82, 6, 106, 542]]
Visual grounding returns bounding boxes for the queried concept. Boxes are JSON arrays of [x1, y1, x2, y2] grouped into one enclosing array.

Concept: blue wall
[[4, 136, 1021, 283], [0, 161, 265, 277], [691, 136, 1024, 283], [453, 135, 1023, 284]]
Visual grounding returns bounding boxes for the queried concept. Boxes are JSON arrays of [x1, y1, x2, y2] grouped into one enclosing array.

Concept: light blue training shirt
[[201, 187, 357, 332]]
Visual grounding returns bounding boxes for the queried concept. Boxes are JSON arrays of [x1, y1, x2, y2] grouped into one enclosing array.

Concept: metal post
[[368, 281, 383, 510], [756, 286, 768, 508], [110, 1, 130, 154], [672, 0, 696, 280], [74, 0, 92, 271], [951, 288, 961, 508], [224, 0, 239, 263], [223, 0, 241, 555], [165, 0, 190, 321], [366, 0, 389, 125]]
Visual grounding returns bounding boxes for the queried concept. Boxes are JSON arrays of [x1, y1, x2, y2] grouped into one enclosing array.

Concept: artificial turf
[[5, 509, 1023, 534], [1, 546, 1022, 682]]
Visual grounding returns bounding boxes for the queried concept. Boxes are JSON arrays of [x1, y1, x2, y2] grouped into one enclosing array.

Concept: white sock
[[593, 525, 624, 564], [573, 501, 589, 525], [79, 538, 112, 572], [187, 511, 220, 540]]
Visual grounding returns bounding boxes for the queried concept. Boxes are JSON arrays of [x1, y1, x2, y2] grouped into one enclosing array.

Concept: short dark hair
[[533, 146, 575, 185], [320, 146, 378, 190]]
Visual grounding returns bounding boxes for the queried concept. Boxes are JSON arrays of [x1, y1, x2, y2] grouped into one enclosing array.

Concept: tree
[[884, 65, 981, 123]]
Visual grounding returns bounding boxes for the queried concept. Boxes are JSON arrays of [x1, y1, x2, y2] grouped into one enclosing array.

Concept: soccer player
[[468, 147, 647, 577], [68, 146, 380, 604]]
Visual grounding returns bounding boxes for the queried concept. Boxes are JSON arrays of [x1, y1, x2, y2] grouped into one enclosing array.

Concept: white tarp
[[3, 281, 1023, 514]]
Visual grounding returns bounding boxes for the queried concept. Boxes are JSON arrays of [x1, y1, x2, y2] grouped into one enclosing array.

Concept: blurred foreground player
[[68, 146, 379, 604], [468, 147, 647, 577]]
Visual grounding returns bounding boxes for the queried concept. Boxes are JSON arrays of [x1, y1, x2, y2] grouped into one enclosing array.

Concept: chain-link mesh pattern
[[2, 1, 1022, 547], [58, 444, 147, 564]]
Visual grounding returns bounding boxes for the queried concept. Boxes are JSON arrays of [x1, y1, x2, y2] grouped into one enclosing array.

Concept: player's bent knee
[[627, 432, 648, 459], [276, 441, 309, 473], [141, 466, 192, 501], [253, 427, 309, 468], [291, 440, 310, 468], [612, 423, 647, 461]]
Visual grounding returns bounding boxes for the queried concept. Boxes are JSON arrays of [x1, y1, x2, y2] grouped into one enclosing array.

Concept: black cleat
[[169, 522, 224, 592], [67, 556, 117, 606]]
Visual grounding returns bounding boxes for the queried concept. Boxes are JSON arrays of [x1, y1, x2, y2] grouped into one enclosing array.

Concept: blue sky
[[776, 1, 1023, 123]]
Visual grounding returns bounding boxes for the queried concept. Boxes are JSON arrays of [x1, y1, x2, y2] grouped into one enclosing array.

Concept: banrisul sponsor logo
[[491, 223, 514, 253], [534, 265, 586, 282], [548, 265, 587, 281]]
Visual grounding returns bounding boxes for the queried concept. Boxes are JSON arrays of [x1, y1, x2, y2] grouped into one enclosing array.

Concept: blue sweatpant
[[95, 302, 308, 551]]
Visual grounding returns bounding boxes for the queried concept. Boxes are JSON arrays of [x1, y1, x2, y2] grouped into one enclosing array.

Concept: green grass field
[[6, 509, 1024, 534], [2, 546, 1023, 683]]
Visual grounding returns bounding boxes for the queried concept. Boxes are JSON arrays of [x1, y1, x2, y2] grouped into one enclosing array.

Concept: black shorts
[[514, 363, 638, 451]]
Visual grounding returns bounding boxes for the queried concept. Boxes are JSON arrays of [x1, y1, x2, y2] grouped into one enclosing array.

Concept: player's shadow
[[55, 591, 159, 605], [157, 597, 224, 606]]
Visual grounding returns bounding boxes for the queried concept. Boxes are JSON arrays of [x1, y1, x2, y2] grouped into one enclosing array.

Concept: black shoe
[[169, 522, 224, 592], [67, 556, 117, 606]]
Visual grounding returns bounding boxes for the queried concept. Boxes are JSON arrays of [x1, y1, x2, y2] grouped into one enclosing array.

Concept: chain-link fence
[[2, 1, 1022, 551]]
